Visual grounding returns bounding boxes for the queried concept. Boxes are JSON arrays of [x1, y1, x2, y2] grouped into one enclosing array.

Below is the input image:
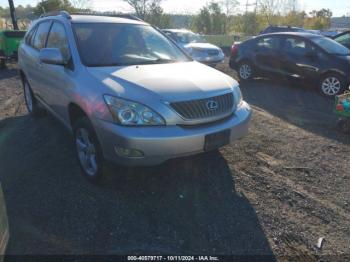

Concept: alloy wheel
[[239, 64, 252, 80], [321, 77, 341, 96], [75, 128, 98, 177]]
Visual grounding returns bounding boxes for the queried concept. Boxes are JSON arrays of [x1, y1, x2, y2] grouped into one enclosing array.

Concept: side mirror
[[39, 48, 66, 65]]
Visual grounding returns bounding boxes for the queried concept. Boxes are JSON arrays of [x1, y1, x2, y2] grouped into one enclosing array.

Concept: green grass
[[204, 34, 251, 47]]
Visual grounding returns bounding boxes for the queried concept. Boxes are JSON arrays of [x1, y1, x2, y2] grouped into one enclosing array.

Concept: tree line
[[192, 0, 334, 35], [0, 0, 337, 34]]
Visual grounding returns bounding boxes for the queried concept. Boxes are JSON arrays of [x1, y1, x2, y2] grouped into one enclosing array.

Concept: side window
[[46, 22, 71, 61], [32, 21, 51, 50], [25, 26, 37, 46], [283, 37, 313, 56], [334, 33, 350, 46], [257, 37, 280, 50]]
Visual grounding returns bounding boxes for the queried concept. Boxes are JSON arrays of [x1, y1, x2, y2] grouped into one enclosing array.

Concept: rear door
[[27, 20, 52, 102], [19, 25, 38, 90], [252, 35, 285, 76]]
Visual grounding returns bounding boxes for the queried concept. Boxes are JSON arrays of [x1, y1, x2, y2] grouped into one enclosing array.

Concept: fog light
[[115, 146, 144, 158]]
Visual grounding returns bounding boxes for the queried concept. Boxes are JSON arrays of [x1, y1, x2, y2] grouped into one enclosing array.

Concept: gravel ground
[[0, 62, 349, 261]]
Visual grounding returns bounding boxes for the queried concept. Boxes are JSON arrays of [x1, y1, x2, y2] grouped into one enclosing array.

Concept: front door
[[40, 21, 74, 123], [280, 36, 320, 82]]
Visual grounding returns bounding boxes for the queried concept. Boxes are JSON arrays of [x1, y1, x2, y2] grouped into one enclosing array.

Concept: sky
[[0, 0, 349, 17]]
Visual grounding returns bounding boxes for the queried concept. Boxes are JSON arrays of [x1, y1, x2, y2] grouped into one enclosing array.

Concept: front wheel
[[319, 74, 347, 97], [74, 117, 105, 184], [238, 62, 254, 81]]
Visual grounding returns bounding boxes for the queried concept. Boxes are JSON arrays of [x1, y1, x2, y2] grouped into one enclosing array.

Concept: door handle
[[37, 61, 43, 68]]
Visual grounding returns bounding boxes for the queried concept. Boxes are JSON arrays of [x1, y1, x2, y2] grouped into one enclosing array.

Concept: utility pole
[[245, 0, 257, 15], [254, 0, 258, 14], [8, 0, 19, 30]]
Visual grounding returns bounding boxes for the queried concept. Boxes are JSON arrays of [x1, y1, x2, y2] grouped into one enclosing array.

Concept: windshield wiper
[[155, 58, 178, 63], [135, 58, 178, 65]]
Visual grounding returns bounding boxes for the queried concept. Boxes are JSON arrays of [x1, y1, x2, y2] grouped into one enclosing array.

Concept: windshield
[[174, 32, 207, 44], [311, 36, 350, 55], [73, 23, 190, 67]]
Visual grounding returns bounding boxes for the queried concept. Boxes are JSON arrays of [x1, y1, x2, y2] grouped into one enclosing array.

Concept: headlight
[[233, 85, 243, 107], [104, 95, 165, 126]]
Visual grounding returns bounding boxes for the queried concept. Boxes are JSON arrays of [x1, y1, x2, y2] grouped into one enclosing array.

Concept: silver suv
[[18, 12, 252, 183]]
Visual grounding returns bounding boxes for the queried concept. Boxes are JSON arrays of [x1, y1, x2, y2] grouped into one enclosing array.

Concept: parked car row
[[259, 25, 342, 38], [159, 26, 350, 98], [229, 32, 350, 97]]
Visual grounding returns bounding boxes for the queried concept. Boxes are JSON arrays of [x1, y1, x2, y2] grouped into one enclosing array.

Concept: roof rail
[[40, 11, 71, 19], [70, 12, 143, 22]]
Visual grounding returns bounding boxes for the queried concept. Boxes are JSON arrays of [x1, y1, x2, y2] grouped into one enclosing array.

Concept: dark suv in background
[[259, 25, 306, 35], [230, 32, 350, 97]]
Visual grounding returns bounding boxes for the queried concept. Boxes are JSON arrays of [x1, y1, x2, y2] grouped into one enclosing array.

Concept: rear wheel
[[0, 58, 5, 69], [0, 50, 5, 69], [319, 73, 347, 97], [238, 61, 254, 81], [74, 117, 105, 184], [23, 80, 45, 116]]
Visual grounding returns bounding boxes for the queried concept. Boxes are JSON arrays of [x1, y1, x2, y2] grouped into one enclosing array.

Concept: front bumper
[[94, 101, 252, 166]]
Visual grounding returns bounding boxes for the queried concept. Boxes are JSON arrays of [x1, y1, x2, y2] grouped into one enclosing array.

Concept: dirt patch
[[0, 63, 349, 260], [0, 64, 26, 121]]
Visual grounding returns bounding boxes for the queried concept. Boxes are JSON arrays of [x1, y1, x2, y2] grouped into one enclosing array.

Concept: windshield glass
[[174, 32, 207, 44], [311, 36, 350, 55], [73, 23, 190, 67]]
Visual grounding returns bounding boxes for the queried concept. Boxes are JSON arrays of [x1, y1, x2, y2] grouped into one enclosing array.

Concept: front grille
[[170, 93, 234, 120]]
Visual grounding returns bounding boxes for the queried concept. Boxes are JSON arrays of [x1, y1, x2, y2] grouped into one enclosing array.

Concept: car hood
[[87, 61, 234, 102], [184, 42, 221, 51]]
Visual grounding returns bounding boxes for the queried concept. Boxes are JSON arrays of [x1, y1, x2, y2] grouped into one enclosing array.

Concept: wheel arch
[[18, 69, 28, 86], [320, 69, 347, 80], [68, 103, 89, 128]]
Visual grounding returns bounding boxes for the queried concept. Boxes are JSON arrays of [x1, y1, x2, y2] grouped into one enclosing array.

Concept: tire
[[337, 118, 350, 133], [0, 50, 5, 69], [319, 73, 348, 97], [238, 61, 254, 81], [0, 58, 6, 69], [23, 79, 45, 116], [73, 117, 105, 184]]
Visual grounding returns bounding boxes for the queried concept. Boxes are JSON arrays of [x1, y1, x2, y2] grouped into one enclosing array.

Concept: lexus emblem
[[206, 100, 218, 110]]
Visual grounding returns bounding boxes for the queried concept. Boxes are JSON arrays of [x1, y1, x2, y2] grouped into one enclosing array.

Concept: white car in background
[[163, 29, 225, 66]]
